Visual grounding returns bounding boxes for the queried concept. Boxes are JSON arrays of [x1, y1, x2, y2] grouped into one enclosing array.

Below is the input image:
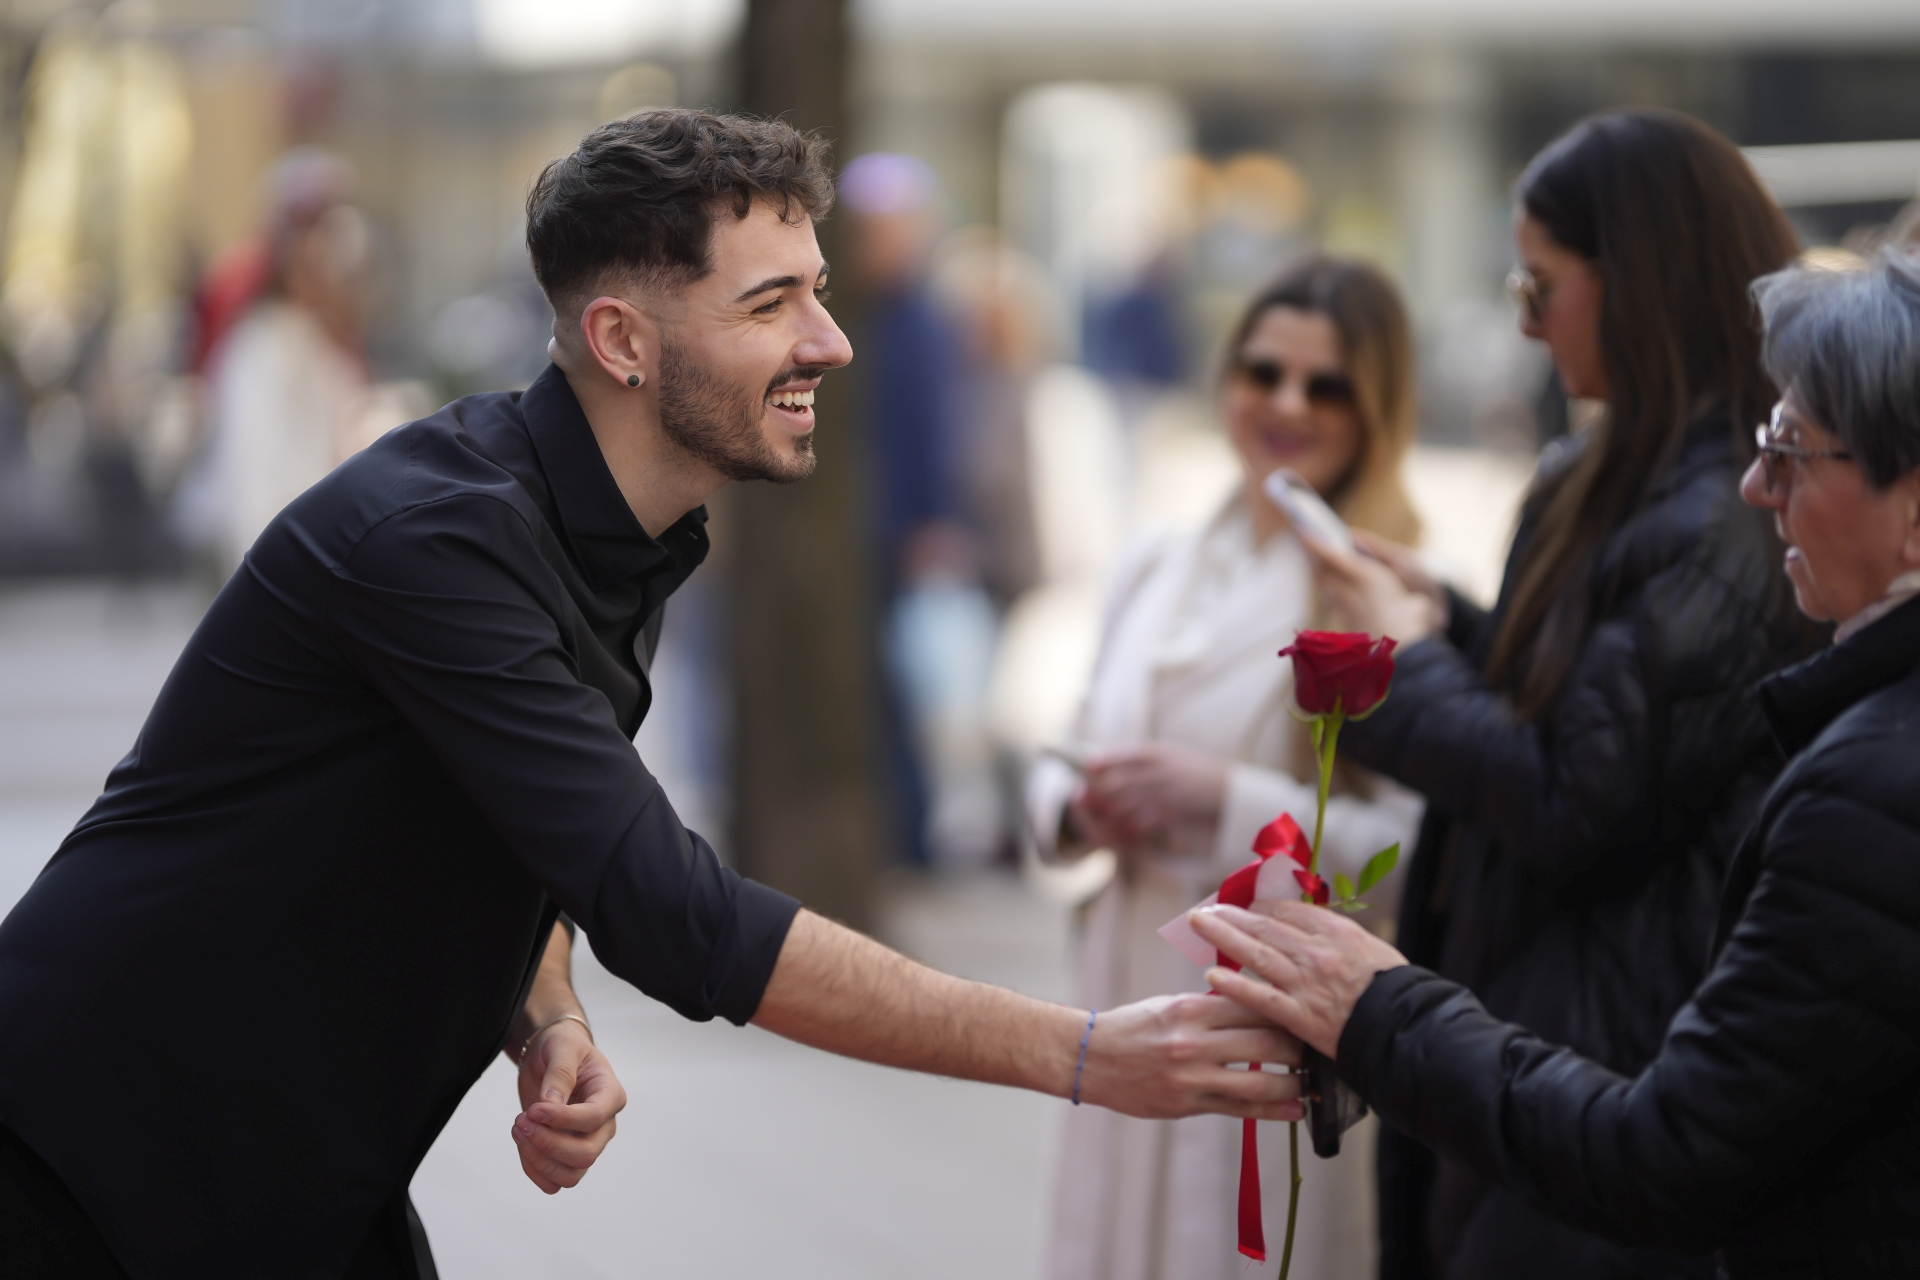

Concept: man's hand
[[505, 921, 629, 1194], [512, 1017, 627, 1194], [1191, 900, 1408, 1058], [753, 909, 1302, 1122], [1078, 993, 1303, 1121]]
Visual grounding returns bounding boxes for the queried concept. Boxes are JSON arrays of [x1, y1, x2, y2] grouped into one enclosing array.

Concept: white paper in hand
[[1156, 854, 1301, 969]]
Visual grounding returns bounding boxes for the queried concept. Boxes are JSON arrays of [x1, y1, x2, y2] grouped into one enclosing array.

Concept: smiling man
[[0, 111, 1299, 1280]]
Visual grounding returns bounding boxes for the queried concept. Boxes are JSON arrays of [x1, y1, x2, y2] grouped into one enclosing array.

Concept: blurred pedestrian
[[844, 153, 1007, 867], [1302, 108, 1828, 1279], [929, 226, 1055, 611], [1031, 254, 1424, 1280], [1196, 245, 1920, 1280], [176, 149, 421, 577]]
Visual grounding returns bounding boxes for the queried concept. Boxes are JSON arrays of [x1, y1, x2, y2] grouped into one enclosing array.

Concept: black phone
[[1303, 1044, 1368, 1158]]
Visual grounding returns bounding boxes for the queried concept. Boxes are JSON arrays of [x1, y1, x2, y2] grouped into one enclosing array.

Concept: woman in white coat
[[1035, 255, 1425, 1280]]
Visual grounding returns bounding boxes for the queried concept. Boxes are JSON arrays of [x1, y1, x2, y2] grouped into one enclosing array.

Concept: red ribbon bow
[[1213, 812, 1312, 1262]]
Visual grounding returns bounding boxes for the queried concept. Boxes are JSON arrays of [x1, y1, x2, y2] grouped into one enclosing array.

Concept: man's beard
[[657, 339, 817, 484]]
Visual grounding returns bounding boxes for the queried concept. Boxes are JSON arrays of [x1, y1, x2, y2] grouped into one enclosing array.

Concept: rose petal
[[1280, 630, 1397, 717]]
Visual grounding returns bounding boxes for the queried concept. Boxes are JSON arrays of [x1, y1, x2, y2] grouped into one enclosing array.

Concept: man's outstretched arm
[[752, 909, 1302, 1120], [506, 921, 630, 1193]]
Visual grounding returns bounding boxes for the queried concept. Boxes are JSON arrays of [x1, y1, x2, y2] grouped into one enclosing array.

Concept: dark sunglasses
[[1231, 356, 1356, 408], [1753, 402, 1854, 495]]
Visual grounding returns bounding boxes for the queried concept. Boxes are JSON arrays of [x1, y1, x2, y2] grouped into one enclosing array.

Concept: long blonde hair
[[1225, 253, 1422, 547]]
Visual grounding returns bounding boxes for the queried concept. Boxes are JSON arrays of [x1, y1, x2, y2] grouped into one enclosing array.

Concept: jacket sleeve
[[325, 495, 799, 1025], [1340, 552, 1782, 890], [1442, 584, 1492, 653], [1340, 768, 1920, 1251]]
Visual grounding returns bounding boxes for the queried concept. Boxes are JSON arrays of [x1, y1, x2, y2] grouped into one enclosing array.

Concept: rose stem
[[1308, 708, 1343, 878], [1278, 1118, 1303, 1279]]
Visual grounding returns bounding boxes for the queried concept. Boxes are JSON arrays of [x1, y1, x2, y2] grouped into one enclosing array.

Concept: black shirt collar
[[519, 363, 708, 592], [1757, 594, 1920, 757]]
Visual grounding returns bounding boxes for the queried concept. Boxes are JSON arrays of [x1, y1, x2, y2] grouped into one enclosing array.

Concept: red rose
[[1279, 630, 1397, 718]]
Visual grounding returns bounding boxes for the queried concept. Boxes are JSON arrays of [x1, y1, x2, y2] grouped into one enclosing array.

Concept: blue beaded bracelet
[[1070, 1009, 1097, 1105]]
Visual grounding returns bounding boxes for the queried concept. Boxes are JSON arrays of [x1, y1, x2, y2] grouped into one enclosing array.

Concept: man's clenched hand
[[511, 1017, 628, 1195]]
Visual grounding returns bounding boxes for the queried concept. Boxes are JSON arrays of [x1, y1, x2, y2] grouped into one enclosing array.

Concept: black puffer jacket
[[1341, 414, 1823, 1278], [1341, 593, 1920, 1278]]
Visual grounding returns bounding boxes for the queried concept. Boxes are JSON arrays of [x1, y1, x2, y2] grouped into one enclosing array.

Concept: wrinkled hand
[[1076, 991, 1304, 1121], [1191, 900, 1408, 1058], [1300, 530, 1443, 646], [1068, 743, 1228, 854], [511, 1020, 628, 1194]]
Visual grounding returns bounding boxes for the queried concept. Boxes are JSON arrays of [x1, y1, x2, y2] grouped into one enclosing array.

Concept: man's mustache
[[765, 365, 832, 395]]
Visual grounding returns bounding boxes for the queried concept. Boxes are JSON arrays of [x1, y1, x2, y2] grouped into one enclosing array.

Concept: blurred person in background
[[1302, 109, 1827, 1280], [1195, 245, 1920, 1280], [175, 149, 423, 578], [928, 228, 1055, 854], [929, 226, 1053, 612], [844, 153, 1007, 868], [1029, 254, 1425, 1280], [1083, 247, 1186, 396]]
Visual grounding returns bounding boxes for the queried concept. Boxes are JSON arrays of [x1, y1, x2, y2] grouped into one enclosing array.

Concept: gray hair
[[1754, 250, 1920, 488]]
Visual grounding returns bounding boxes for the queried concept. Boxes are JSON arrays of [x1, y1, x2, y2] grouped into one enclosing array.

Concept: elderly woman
[[1193, 249, 1920, 1278]]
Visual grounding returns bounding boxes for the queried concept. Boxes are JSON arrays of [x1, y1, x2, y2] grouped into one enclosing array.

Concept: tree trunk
[[728, 0, 884, 929]]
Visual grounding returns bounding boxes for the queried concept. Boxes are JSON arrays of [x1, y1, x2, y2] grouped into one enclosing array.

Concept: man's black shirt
[[0, 364, 800, 1276]]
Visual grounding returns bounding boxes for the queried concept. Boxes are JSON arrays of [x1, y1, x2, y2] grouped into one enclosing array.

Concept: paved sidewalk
[[0, 581, 1071, 1279], [414, 874, 1070, 1279]]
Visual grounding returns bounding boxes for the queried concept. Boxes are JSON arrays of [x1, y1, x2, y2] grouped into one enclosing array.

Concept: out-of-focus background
[[0, 0, 1917, 1275]]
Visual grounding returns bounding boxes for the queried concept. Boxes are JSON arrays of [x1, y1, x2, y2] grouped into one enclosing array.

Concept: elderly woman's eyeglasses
[[1231, 355, 1356, 408], [1754, 403, 1853, 495]]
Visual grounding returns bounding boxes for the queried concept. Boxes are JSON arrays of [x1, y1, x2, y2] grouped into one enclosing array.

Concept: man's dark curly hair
[[526, 108, 835, 314]]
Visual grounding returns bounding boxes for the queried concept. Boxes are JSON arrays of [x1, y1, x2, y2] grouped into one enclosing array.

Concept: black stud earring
[[627, 374, 640, 387]]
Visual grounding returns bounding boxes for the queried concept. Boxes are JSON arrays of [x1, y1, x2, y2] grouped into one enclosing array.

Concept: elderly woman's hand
[[1189, 901, 1409, 1058]]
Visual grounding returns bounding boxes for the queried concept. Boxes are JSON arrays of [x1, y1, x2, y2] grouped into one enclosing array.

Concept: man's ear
[[1899, 467, 1920, 569], [576, 295, 658, 390]]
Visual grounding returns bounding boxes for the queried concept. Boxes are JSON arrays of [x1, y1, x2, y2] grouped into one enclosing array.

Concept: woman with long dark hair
[[1302, 109, 1826, 1278]]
